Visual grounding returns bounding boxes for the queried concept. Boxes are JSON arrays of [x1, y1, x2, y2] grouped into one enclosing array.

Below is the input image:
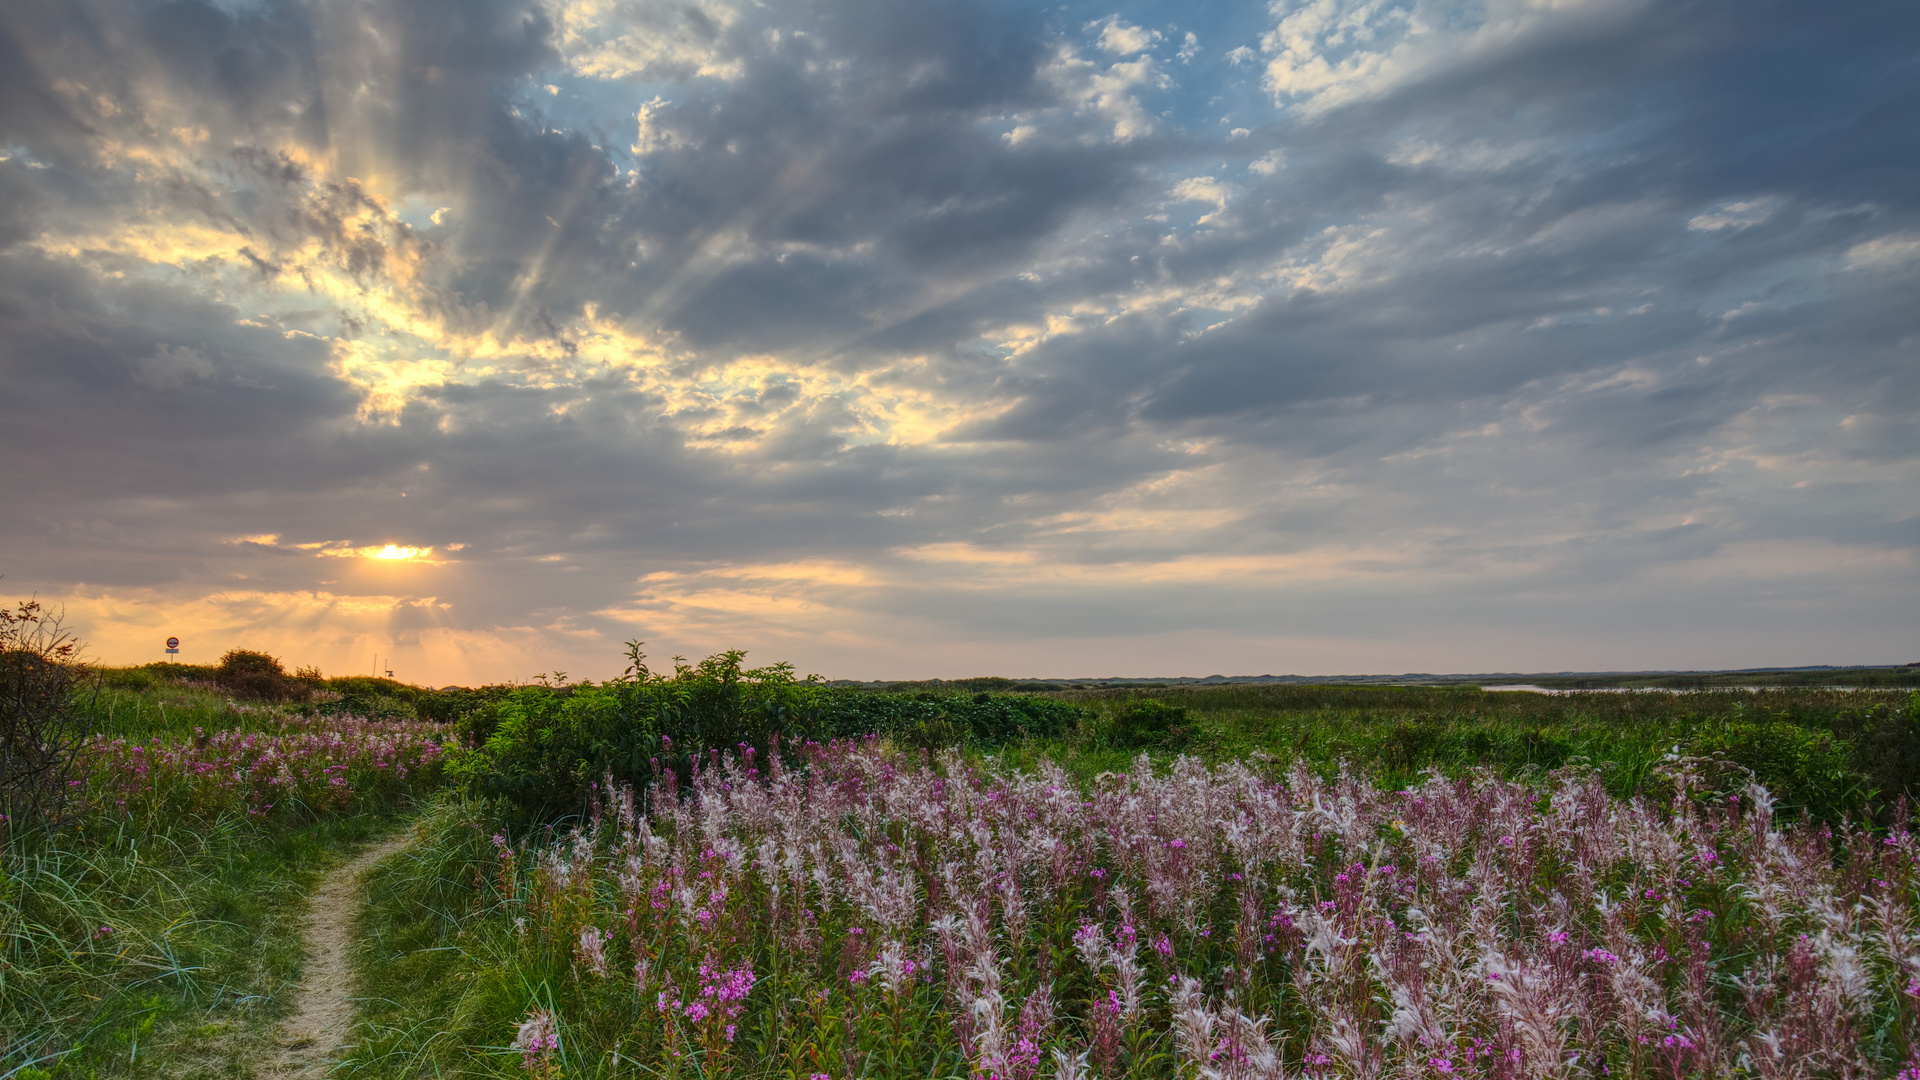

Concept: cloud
[[0, 0, 1913, 681], [1256, 0, 1643, 114], [1094, 18, 1159, 56]]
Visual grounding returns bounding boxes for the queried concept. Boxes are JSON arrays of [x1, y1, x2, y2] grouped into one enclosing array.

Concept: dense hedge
[[442, 649, 1092, 817]]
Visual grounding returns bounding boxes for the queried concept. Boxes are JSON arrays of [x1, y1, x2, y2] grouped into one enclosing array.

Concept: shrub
[[1832, 692, 1920, 817], [141, 661, 216, 683], [449, 648, 832, 818], [1686, 718, 1867, 822], [213, 649, 308, 703], [97, 666, 156, 691], [449, 646, 1090, 818], [824, 689, 1084, 744], [0, 599, 86, 826], [1102, 698, 1191, 749]]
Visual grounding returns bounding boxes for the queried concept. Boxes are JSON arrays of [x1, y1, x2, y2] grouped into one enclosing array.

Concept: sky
[[0, 0, 1915, 684]]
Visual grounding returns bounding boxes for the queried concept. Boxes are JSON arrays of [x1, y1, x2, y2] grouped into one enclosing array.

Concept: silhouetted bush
[[213, 649, 309, 702], [1, 600, 87, 826]]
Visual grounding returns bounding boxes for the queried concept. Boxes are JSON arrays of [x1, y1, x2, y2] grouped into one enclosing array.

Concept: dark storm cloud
[[0, 0, 1913, 678]]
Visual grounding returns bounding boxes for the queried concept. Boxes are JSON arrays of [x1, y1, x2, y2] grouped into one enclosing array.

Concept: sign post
[[165, 636, 180, 657]]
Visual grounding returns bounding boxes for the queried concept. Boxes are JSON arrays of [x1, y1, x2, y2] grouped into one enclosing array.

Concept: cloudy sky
[[1, 0, 1914, 683]]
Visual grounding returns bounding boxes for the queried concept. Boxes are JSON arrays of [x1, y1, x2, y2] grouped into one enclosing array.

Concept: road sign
[[166, 637, 179, 649]]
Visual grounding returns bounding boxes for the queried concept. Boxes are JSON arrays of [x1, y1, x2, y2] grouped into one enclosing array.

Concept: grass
[[338, 796, 521, 1079], [2, 811, 405, 1078], [1, 667, 449, 1079], [1001, 685, 1916, 816], [80, 677, 285, 740]]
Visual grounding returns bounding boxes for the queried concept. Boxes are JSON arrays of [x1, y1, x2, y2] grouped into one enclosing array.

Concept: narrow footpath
[[262, 832, 410, 1079]]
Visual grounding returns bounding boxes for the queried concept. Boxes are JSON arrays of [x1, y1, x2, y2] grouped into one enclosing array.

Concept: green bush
[[1101, 698, 1191, 749], [1832, 692, 1920, 815], [824, 689, 1083, 744], [95, 667, 156, 692], [213, 649, 309, 703], [1685, 719, 1867, 822], [448, 648, 833, 818], [448, 646, 1091, 819], [138, 662, 215, 683]]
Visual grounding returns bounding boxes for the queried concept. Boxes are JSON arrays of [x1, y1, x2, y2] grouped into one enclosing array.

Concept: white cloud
[[1170, 176, 1234, 224], [1259, 0, 1644, 113], [1687, 197, 1782, 232], [1040, 44, 1169, 141], [1094, 18, 1161, 55], [1843, 232, 1920, 269], [539, 0, 747, 80]]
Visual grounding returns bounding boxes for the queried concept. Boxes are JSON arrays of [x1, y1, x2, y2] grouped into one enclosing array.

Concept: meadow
[[5, 635, 1918, 1079]]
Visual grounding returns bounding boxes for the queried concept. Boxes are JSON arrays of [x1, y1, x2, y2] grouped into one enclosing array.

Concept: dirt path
[[262, 832, 410, 1079]]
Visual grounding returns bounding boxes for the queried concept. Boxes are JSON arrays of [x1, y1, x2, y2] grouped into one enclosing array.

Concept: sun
[[371, 545, 429, 561]]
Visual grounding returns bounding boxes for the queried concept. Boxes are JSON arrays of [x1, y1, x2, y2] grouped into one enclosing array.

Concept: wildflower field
[[5, 636, 1920, 1080], [348, 688, 1920, 1080], [82, 713, 446, 822]]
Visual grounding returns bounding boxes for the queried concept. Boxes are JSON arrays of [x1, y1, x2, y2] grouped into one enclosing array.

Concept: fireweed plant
[[80, 714, 448, 822], [366, 738, 1920, 1079]]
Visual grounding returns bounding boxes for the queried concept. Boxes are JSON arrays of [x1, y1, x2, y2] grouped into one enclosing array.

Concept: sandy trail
[[262, 832, 409, 1079]]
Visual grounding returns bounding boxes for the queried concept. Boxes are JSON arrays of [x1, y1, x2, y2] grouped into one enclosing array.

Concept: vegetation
[[447, 646, 1081, 818], [1, 644, 448, 1078], [345, 734, 1920, 1079], [1037, 684, 1920, 825], [1, 600, 86, 827], [213, 648, 314, 703], [7, 626, 1920, 1079]]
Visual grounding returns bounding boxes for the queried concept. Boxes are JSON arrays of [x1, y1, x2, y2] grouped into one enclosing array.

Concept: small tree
[[0, 599, 87, 828]]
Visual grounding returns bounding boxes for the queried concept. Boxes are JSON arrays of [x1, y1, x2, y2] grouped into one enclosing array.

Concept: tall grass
[[1, 810, 395, 1077], [1, 669, 451, 1078], [78, 677, 290, 740]]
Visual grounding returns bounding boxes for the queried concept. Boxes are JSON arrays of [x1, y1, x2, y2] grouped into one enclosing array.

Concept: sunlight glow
[[315, 543, 436, 562]]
